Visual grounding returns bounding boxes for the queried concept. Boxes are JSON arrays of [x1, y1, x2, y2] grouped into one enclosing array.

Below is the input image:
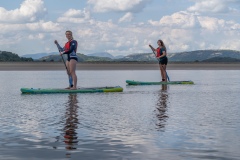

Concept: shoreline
[[0, 62, 240, 70]]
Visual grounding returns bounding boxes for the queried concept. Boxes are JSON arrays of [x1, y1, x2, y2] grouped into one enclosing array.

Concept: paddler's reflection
[[155, 84, 168, 131], [64, 94, 79, 151]]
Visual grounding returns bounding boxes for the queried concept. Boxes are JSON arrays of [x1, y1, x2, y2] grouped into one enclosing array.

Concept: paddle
[[55, 41, 73, 87], [149, 45, 170, 82]]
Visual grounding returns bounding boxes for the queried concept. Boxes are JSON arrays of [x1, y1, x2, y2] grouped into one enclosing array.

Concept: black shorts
[[67, 57, 78, 62], [159, 57, 168, 65]]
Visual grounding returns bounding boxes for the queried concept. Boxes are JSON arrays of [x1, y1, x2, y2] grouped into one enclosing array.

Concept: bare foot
[[70, 87, 77, 90], [65, 86, 71, 89]]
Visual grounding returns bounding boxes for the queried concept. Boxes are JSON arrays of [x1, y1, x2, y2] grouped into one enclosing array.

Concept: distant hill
[[86, 52, 124, 59], [39, 53, 112, 62], [87, 52, 115, 59], [2, 49, 240, 63], [22, 52, 58, 59], [168, 50, 240, 62], [115, 55, 124, 59], [117, 53, 155, 62], [23, 51, 121, 60], [0, 51, 33, 62], [117, 50, 240, 62], [36, 50, 240, 62], [202, 57, 240, 62]]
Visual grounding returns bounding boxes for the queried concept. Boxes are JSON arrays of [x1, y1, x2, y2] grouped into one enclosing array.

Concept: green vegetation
[[39, 53, 112, 62], [202, 57, 240, 62], [116, 53, 155, 62], [0, 51, 33, 62], [1, 49, 240, 63], [169, 49, 240, 62]]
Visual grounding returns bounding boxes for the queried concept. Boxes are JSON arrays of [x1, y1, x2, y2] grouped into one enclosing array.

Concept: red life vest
[[157, 47, 166, 57], [156, 47, 161, 57], [64, 39, 78, 53], [64, 40, 72, 53]]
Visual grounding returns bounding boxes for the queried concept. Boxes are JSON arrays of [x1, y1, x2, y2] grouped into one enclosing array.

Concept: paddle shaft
[[55, 41, 73, 87], [55, 42, 70, 74], [60, 54, 70, 74], [60, 53, 74, 87], [149, 46, 170, 82]]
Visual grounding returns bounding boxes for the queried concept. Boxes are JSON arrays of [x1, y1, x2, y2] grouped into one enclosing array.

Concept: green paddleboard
[[126, 80, 194, 85], [21, 86, 123, 94]]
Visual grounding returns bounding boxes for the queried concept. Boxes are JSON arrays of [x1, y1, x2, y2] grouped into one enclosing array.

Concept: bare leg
[[162, 64, 167, 81], [65, 61, 72, 89], [159, 64, 165, 81], [69, 59, 77, 90]]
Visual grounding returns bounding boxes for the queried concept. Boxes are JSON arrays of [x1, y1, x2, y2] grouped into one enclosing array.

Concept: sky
[[0, 0, 240, 56]]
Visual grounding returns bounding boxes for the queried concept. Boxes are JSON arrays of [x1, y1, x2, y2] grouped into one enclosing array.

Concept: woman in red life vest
[[149, 39, 168, 82], [54, 30, 78, 89]]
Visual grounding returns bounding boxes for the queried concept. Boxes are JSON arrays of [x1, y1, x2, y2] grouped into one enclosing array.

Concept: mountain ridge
[[22, 52, 59, 59], [168, 49, 240, 62], [2, 49, 240, 62], [87, 52, 115, 59]]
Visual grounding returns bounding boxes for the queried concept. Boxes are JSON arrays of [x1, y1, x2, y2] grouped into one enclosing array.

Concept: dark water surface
[[0, 70, 240, 160]]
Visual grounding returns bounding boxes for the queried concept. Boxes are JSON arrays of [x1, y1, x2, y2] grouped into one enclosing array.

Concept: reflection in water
[[64, 94, 79, 157], [155, 84, 168, 131]]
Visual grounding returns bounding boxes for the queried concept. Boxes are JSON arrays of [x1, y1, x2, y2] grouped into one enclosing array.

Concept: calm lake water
[[0, 70, 240, 160]]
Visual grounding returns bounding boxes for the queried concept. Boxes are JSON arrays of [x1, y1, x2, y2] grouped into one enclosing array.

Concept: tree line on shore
[[0, 51, 33, 62], [1, 49, 240, 62]]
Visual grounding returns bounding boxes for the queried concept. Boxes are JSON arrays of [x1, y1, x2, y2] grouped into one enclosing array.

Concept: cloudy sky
[[0, 0, 240, 56]]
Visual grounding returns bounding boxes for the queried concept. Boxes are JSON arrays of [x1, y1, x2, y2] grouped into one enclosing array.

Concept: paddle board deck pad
[[126, 80, 194, 85], [21, 86, 123, 94]]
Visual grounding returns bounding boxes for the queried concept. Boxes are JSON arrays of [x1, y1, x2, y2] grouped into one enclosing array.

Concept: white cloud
[[26, 21, 61, 32], [28, 33, 45, 40], [146, 10, 240, 52], [87, 0, 151, 13], [5, 12, 238, 56], [197, 17, 224, 31], [57, 8, 91, 23], [0, 0, 47, 23], [188, 0, 239, 13], [230, 23, 240, 30], [198, 16, 240, 31], [64, 9, 89, 18], [220, 39, 240, 50], [119, 12, 134, 23], [0, 21, 60, 34], [52, 18, 153, 55], [0, 0, 60, 55], [148, 11, 201, 29]]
